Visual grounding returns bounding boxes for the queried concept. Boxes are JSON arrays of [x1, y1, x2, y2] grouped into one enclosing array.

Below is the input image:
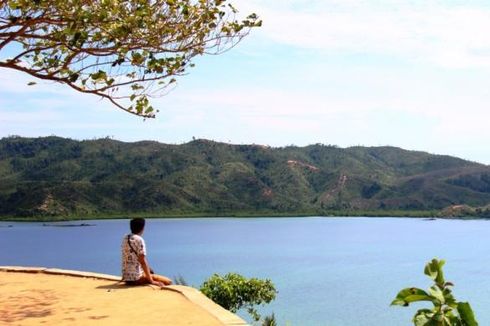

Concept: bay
[[1, 217, 490, 325]]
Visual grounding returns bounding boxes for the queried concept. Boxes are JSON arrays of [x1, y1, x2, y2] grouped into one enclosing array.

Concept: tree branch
[[0, 61, 155, 118], [0, 0, 261, 117], [0, 22, 31, 51]]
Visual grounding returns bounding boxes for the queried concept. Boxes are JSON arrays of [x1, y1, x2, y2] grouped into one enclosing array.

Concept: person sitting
[[121, 218, 172, 287]]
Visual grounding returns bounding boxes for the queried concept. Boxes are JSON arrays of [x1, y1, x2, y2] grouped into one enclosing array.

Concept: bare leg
[[152, 274, 172, 286], [130, 274, 172, 287]]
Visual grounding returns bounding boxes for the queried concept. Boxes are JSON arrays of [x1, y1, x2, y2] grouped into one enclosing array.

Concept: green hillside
[[0, 136, 489, 220]]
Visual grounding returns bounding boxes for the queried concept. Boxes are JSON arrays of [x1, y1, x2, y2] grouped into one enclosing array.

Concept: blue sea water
[[1, 217, 490, 326]]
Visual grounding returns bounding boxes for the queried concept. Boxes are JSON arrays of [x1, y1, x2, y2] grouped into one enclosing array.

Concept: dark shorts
[[124, 276, 148, 286]]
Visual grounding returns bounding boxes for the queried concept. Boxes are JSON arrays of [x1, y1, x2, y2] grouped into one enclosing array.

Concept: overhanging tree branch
[[0, 0, 261, 118]]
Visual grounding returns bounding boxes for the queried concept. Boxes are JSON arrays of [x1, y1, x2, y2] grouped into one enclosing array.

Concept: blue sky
[[1, 0, 489, 164]]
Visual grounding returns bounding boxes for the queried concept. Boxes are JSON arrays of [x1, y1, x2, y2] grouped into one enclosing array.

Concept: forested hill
[[1, 136, 489, 219]]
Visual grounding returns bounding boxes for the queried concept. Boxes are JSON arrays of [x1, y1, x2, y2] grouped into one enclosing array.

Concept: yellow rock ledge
[[0, 266, 248, 326]]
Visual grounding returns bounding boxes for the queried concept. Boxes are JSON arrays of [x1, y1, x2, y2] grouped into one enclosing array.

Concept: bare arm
[[138, 254, 163, 287]]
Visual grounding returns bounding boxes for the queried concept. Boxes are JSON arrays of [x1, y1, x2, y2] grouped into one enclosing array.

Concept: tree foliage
[[200, 272, 277, 322], [392, 258, 478, 326], [0, 0, 261, 117]]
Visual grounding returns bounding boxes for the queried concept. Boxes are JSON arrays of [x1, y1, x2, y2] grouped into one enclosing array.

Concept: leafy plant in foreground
[[172, 274, 188, 286], [200, 272, 277, 322], [391, 258, 478, 326], [262, 313, 277, 326]]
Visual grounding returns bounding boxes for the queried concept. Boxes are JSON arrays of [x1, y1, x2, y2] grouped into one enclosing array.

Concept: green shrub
[[200, 272, 277, 322]]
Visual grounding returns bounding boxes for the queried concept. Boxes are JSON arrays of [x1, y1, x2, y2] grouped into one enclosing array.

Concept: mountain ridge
[[0, 136, 489, 219]]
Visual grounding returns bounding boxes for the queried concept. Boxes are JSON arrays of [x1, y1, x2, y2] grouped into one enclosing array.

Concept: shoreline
[[0, 209, 484, 222]]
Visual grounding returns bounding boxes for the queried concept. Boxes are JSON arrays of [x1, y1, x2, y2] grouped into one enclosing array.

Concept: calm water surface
[[1, 217, 490, 325]]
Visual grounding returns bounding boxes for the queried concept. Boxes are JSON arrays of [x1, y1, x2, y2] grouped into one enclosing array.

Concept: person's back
[[121, 218, 172, 287], [121, 232, 146, 282]]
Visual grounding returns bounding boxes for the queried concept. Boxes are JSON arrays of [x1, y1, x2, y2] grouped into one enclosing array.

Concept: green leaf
[[69, 73, 79, 83], [443, 289, 457, 307], [458, 302, 478, 326], [391, 288, 433, 306], [131, 84, 144, 91], [131, 52, 145, 65], [424, 259, 445, 285], [413, 310, 437, 326], [428, 285, 445, 304], [91, 70, 107, 81]]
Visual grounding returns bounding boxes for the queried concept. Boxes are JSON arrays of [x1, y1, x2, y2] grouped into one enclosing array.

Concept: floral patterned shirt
[[121, 234, 146, 281]]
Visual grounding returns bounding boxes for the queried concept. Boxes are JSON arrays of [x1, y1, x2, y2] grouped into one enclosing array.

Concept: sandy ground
[[0, 271, 225, 326]]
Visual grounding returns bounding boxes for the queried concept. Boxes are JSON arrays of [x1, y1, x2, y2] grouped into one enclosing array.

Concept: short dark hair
[[130, 218, 145, 234]]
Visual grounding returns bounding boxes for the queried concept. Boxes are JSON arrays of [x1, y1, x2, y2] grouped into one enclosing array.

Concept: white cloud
[[0, 109, 60, 124], [151, 81, 489, 161], [0, 69, 68, 95], [237, 0, 490, 68]]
